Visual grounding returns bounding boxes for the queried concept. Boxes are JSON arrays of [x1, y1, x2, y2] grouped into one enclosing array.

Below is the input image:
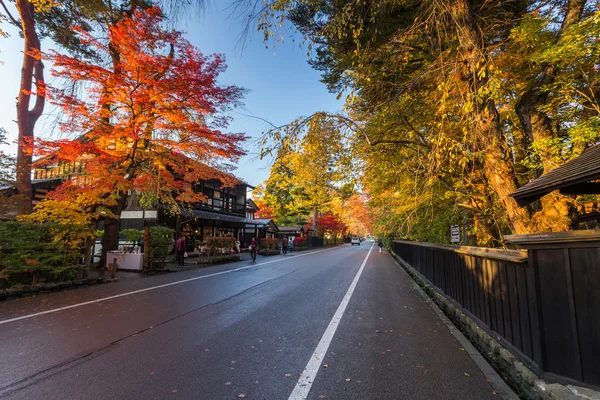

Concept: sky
[[0, 2, 344, 187]]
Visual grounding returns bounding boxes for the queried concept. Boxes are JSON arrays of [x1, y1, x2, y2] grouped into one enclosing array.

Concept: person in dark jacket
[[282, 236, 288, 254], [250, 237, 258, 262], [175, 236, 187, 266], [377, 238, 383, 253]]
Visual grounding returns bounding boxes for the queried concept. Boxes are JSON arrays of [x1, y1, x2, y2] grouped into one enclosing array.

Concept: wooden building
[[510, 144, 600, 226], [28, 160, 263, 249]]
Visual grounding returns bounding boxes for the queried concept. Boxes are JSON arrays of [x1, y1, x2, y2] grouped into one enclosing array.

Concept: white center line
[[0, 246, 344, 326], [288, 244, 374, 400]]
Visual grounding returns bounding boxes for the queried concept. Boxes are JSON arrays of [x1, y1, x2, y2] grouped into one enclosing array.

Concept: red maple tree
[[28, 7, 247, 262], [306, 212, 347, 240], [254, 199, 276, 220], [35, 7, 246, 213]]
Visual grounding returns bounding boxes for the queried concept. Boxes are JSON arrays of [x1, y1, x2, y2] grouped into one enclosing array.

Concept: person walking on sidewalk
[[175, 235, 187, 266], [282, 236, 288, 255], [250, 237, 258, 262], [377, 238, 383, 253]]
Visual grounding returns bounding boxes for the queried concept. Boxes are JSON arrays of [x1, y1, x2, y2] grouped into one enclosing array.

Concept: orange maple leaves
[[35, 7, 246, 211]]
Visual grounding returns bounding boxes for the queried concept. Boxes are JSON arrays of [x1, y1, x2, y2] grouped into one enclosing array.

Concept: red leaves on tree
[[307, 212, 348, 238], [35, 7, 247, 210], [254, 199, 276, 220]]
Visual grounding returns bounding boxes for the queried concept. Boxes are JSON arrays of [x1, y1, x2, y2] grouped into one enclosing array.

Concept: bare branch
[[0, 0, 22, 30]]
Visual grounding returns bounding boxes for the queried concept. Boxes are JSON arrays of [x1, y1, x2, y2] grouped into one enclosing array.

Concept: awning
[[510, 144, 600, 206], [277, 225, 304, 233], [244, 219, 279, 231], [192, 210, 256, 224]]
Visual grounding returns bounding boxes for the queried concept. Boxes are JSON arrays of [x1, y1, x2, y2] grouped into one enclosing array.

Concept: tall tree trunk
[[99, 194, 128, 268], [513, 0, 587, 230], [14, 0, 45, 214], [515, 0, 587, 166], [451, 0, 532, 234], [451, 0, 530, 233]]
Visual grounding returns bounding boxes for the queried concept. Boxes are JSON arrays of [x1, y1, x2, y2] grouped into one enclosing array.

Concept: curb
[[389, 250, 600, 400], [0, 276, 120, 302]]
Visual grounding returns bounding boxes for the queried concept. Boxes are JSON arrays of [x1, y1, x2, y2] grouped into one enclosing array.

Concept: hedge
[[206, 237, 236, 256], [293, 237, 306, 247], [259, 248, 280, 256], [0, 221, 80, 276], [260, 238, 279, 250]]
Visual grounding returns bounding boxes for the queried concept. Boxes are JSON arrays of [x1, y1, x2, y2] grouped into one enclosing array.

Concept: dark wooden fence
[[392, 231, 600, 389], [306, 236, 324, 248]]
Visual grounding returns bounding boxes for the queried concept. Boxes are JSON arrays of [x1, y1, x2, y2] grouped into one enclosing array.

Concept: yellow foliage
[[18, 200, 99, 247]]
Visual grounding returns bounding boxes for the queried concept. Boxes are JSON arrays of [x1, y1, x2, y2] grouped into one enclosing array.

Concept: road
[[0, 244, 500, 399]]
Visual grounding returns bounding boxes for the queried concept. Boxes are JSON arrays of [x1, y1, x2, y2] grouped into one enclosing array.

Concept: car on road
[[351, 237, 361, 246]]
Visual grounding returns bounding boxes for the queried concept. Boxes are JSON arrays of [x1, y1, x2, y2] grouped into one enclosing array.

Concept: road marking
[[0, 246, 344, 326], [288, 244, 374, 400]]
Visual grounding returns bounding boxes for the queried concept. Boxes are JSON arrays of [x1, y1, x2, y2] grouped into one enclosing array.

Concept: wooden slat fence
[[392, 234, 600, 389]]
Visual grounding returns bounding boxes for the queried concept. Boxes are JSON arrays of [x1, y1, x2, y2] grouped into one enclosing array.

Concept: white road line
[[288, 244, 374, 400], [0, 246, 344, 326]]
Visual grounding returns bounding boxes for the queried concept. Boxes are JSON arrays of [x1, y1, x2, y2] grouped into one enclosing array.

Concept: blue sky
[[0, 2, 344, 187]]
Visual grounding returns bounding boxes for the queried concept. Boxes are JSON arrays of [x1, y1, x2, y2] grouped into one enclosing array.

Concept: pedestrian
[[250, 237, 258, 262], [175, 235, 187, 266], [282, 235, 288, 255], [288, 236, 293, 253], [377, 238, 383, 253], [235, 239, 241, 253]]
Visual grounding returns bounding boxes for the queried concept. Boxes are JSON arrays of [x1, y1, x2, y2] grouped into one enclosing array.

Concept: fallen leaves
[[225, 382, 232, 386], [238, 394, 246, 398], [345, 378, 351, 382]]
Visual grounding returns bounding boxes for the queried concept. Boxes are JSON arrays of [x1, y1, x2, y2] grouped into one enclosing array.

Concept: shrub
[[260, 238, 278, 250], [0, 221, 80, 276], [382, 235, 393, 250], [206, 237, 236, 256], [148, 226, 174, 263], [293, 237, 306, 247], [121, 229, 143, 244]]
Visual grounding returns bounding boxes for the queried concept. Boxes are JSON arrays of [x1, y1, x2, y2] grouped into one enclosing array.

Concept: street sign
[[451, 225, 460, 243]]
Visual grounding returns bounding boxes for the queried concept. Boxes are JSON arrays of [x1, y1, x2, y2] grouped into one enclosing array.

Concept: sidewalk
[[304, 248, 505, 399]]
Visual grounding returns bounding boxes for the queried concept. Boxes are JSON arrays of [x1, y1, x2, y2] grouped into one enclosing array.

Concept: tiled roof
[[510, 144, 600, 206], [277, 225, 304, 232]]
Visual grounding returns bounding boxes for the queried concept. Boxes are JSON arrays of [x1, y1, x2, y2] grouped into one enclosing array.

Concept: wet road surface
[[0, 244, 499, 399]]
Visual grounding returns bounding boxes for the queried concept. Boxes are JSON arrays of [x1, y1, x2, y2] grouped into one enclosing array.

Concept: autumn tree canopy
[[254, 113, 354, 235], [32, 7, 246, 218], [249, 0, 599, 246]]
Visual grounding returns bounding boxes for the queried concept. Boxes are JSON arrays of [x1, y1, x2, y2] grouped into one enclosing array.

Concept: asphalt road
[[0, 244, 499, 399]]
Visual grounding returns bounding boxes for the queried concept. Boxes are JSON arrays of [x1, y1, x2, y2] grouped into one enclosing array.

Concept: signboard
[[450, 225, 460, 243]]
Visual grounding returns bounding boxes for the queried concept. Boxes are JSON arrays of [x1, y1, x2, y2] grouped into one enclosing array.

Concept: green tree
[[245, 0, 599, 245], [289, 114, 350, 236]]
